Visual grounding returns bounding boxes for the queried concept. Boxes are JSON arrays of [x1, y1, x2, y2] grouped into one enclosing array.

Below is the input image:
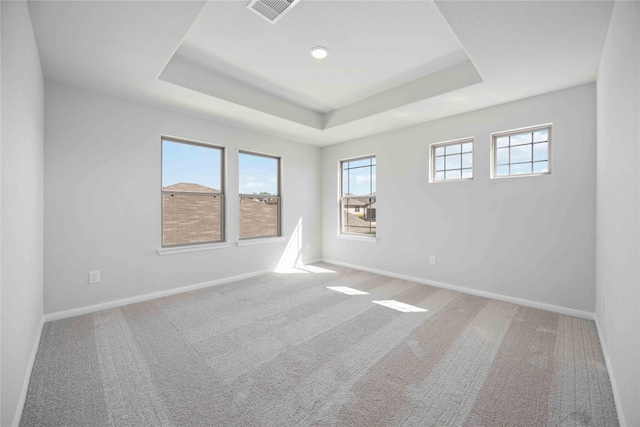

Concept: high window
[[430, 138, 473, 182], [340, 155, 376, 236], [239, 151, 281, 239], [492, 124, 551, 178], [161, 137, 224, 247]]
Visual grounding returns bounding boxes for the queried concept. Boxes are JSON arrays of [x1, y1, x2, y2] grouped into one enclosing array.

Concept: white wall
[[323, 84, 596, 313], [44, 81, 322, 314], [0, 2, 45, 426], [596, 2, 640, 425]]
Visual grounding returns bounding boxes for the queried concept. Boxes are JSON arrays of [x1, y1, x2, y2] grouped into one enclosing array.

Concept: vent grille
[[247, 0, 301, 24]]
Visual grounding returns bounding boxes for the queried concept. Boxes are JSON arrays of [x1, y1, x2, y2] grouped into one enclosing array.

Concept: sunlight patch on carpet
[[327, 286, 369, 295], [372, 300, 428, 312]]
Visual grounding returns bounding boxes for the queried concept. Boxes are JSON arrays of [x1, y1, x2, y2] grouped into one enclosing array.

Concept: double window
[[430, 138, 473, 182], [340, 155, 376, 236], [161, 137, 225, 247], [491, 125, 551, 178], [239, 151, 281, 239]]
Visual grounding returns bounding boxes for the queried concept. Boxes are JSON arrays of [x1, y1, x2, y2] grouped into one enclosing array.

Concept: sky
[[343, 158, 376, 196], [239, 152, 278, 195], [162, 140, 221, 190], [161, 140, 279, 195]]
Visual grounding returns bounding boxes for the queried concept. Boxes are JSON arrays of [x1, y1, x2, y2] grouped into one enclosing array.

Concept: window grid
[[431, 139, 474, 182], [492, 125, 551, 178], [340, 155, 376, 236]]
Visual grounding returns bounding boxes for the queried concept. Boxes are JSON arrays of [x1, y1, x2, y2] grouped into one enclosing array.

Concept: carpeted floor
[[20, 263, 618, 426]]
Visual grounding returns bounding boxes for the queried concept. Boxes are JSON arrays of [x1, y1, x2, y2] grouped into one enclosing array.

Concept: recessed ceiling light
[[310, 46, 328, 59]]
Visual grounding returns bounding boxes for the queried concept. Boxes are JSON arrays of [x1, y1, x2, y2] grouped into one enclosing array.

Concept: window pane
[[348, 158, 371, 169], [445, 144, 461, 155], [445, 154, 461, 169], [510, 144, 532, 163], [435, 146, 445, 156], [342, 169, 349, 194], [445, 169, 461, 180], [371, 165, 377, 194], [162, 139, 224, 247], [162, 140, 221, 190], [496, 165, 509, 176], [533, 129, 549, 142], [461, 142, 473, 153], [511, 163, 532, 175], [533, 161, 549, 173], [163, 193, 222, 246], [435, 156, 445, 171], [239, 152, 281, 239], [342, 197, 376, 235], [510, 132, 532, 146], [462, 168, 473, 179], [496, 148, 509, 165], [496, 137, 509, 148], [461, 153, 473, 169], [239, 196, 279, 238], [533, 142, 548, 161], [435, 171, 445, 181], [239, 153, 279, 196], [345, 166, 375, 196]]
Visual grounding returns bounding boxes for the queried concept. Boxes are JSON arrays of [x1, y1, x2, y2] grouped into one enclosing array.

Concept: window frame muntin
[[238, 150, 282, 240], [429, 137, 474, 183], [339, 154, 377, 237], [160, 135, 226, 248], [490, 123, 552, 179]]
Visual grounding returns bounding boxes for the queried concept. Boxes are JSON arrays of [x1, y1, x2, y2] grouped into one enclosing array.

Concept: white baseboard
[[44, 269, 272, 322], [594, 314, 627, 426], [321, 258, 594, 320], [13, 316, 45, 427]]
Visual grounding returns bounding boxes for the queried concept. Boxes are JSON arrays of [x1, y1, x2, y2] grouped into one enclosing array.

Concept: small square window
[[491, 125, 551, 179], [430, 138, 474, 183]]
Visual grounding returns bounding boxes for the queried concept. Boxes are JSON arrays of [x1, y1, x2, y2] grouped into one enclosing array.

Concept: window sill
[[337, 234, 378, 243], [237, 236, 285, 246], [157, 242, 230, 256]]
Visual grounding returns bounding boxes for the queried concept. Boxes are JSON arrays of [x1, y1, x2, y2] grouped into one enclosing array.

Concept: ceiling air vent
[[247, 0, 301, 24]]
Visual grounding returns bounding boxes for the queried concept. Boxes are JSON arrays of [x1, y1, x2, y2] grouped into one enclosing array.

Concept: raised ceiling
[[27, 0, 614, 146]]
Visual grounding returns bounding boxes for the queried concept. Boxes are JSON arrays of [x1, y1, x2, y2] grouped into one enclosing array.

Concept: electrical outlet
[[429, 256, 437, 265], [89, 271, 100, 284], [306, 243, 311, 250]]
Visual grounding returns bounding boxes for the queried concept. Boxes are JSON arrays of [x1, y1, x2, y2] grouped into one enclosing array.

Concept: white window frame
[[161, 136, 225, 248], [429, 137, 474, 183], [238, 150, 282, 240], [340, 155, 377, 237], [491, 124, 552, 179]]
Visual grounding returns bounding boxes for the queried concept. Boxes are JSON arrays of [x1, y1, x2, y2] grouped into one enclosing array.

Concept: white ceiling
[[27, 0, 614, 146]]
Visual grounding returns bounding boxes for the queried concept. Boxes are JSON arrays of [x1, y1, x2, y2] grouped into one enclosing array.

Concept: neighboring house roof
[[344, 198, 366, 207], [163, 182, 220, 193]]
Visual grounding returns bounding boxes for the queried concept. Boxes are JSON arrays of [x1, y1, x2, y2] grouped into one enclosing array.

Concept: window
[[161, 137, 224, 247], [492, 124, 551, 178], [341, 155, 376, 236], [430, 138, 473, 182], [239, 151, 281, 239]]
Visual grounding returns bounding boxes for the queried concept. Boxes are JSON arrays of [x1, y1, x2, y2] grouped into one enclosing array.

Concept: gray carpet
[[20, 263, 618, 426]]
